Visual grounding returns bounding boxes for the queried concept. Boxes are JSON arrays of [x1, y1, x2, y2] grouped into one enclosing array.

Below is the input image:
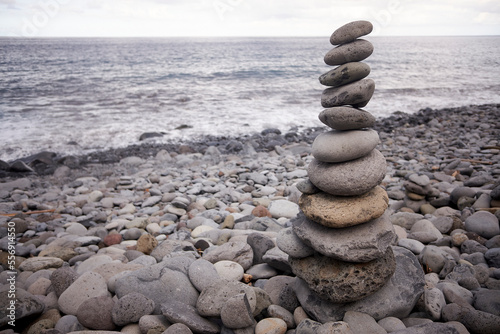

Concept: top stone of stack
[[330, 20, 373, 45]]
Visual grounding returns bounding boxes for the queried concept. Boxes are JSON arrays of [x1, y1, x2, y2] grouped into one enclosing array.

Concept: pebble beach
[[0, 103, 499, 333]]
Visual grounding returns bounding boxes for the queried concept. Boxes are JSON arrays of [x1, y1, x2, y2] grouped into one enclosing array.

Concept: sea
[[1, 36, 500, 162]]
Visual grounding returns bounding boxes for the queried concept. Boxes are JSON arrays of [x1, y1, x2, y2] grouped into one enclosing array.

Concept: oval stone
[[319, 62, 371, 87], [292, 211, 396, 263], [312, 129, 379, 163], [298, 186, 388, 228], [289, 247, 396, 303], [307, 149, 386, 196], [330, 20, 374, 45], [321, 78, 375, 108], [324, 39, 374, 66], [319, 106, 376, 130]]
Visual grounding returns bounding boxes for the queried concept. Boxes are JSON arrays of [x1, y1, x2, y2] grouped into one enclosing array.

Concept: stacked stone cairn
[[277, 20, 425, 320]]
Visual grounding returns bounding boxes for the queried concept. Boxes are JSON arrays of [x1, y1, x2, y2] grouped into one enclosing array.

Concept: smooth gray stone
[[318, 106, 376, 130], [330, 20, 373, 45], [150, 239, 197, 262], [202, 241, 254, 270], [263, 276, 299, 313], [308, 149, 386, 196], [319, 62, 371, 87], [424, 287, 446, 320], [163, 323, 193, 334], [473, 288, 500, 316], [485, 248, 500, 268], [220, 293, 255, 329], [292, 211, 396, 262], [276, 227, 315, 259], [115, 262, 199, 314], [464, 211, 499, 239], [324, 39, 374, 65], [76, 296, 115, 330], [188, 258, 220, 292], [161, 298, 220, 334], [312, 129, 379, 163], [343, 311, 387, 334], [294, 247, 425, 322], [197, 280, 257, 317], [321, 78, 375, 108], [247, 233, 275, 265]]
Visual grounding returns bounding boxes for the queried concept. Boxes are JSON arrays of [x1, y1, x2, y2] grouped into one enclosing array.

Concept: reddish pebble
[[103, 234, 122, 246], [252, 205, 272, 218]]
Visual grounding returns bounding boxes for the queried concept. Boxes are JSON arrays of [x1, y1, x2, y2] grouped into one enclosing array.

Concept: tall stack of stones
[[278, 21, 401, 306]]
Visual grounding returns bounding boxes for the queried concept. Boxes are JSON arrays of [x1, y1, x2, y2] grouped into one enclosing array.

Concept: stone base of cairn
[[277, 20, 425, 322]]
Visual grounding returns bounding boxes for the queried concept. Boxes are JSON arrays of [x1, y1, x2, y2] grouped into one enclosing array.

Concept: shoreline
[[1, 103, 499, 180]]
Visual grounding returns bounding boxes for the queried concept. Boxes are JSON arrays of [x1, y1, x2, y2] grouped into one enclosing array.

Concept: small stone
[[308, 149, 386, 196], [276, 227, 315, 258], [324, 39, 374, 66], [267, 199, 299, 219], [319, 62, 371, 87], [377, 317, 406, 332], [161, 298, 220, 334], [318, 106, 376, 130], [312, 129, 379, 163], [136, 234, 158, 255], [255, 318, 287, 334], [112, 292, 155, 326], [58, 271, 109, 315], [188, 258, 220, 292], [19, 257, 63, 272], [220, 293, 255, 329], [76, 296, 116, 330], [442, 303, 500, 334], [321, 78, 375, 108], [252, 205, 272, 218], [473, 289, 500, 316], [464, 211, 499, 239], [267, 305, 295, 329], [163, 323, 193, 334], [330, 20, 373, 45], [214, 260, 244, 281], [343, 311, 387, 334], [0, 289, 45, 327], [424, 287, 446, 320], [203, 241, 254, 270], [197, 280, 257, 317], [299, 186, 388, 228]]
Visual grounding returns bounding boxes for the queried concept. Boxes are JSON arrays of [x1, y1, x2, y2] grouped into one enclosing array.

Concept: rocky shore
[[0, 103, 499, 334]]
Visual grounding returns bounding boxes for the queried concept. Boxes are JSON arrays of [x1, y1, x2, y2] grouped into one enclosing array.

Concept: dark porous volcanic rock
[[319, 62, 371, 87], [289, 247, 396, 303], [324, 39, 374, 66], [294, 247, 425, 323], [292, 211, 396, 262], [321, 78, 375, 108], [330, 20, 374, 45], [308, 149, 386, 196], [299, 186, 388, 228]]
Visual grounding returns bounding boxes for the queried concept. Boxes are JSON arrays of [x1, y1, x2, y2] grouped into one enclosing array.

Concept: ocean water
[[1, 36, 500, 162]]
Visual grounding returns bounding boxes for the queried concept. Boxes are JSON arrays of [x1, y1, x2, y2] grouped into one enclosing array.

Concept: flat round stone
[[321, 78, 375, 108], [312, 129, 379, 163], [324, 39, 374, 66], [307, 149, 386, 196], [319, 62, 371, 87], [330, 20, 374, 45], [298, 186, 388, 228], [289, 247, 396, 303], [292, 211, 396, 262], [319, 107, 376, 130]]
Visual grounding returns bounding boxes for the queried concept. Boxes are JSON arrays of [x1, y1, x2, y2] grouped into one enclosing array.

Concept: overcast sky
[[1, 0, 499, 37]]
